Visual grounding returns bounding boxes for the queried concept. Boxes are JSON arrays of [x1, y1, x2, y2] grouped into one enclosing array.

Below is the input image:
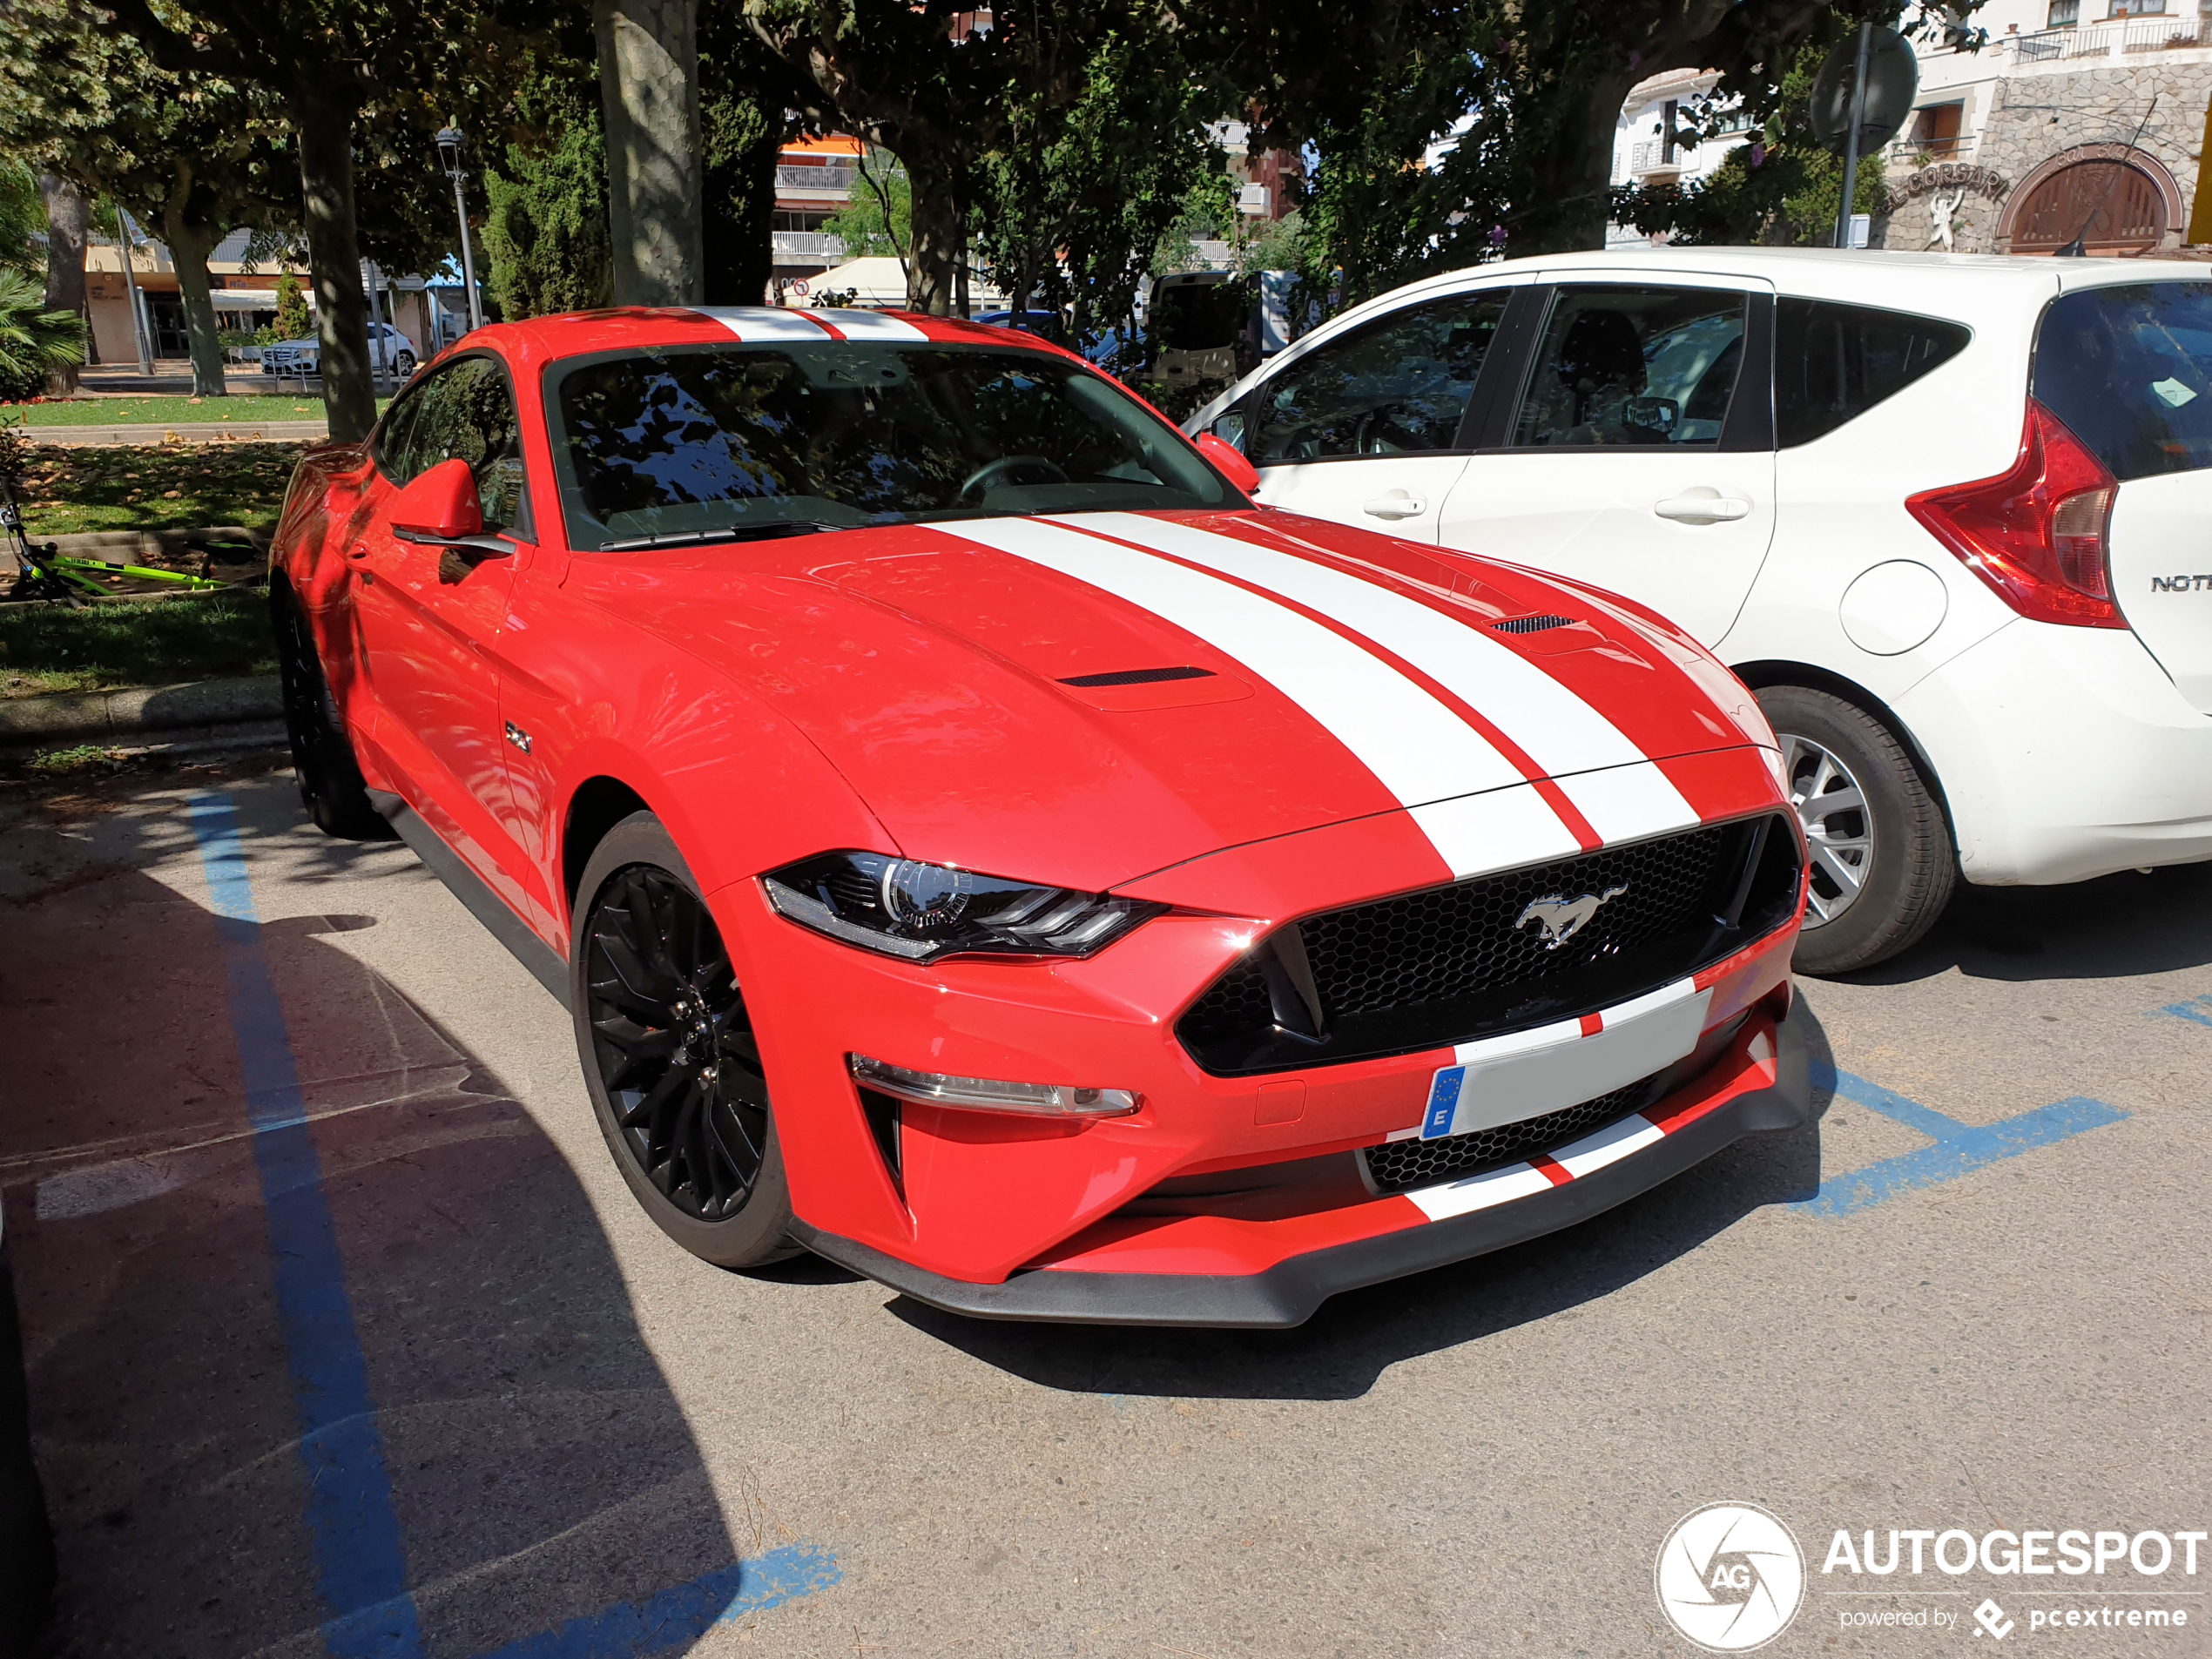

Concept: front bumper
[[794, 999, 1810, 1326]]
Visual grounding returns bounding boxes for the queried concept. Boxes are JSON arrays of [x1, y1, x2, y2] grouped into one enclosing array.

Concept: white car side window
[[1512, 287, 1750, 448]]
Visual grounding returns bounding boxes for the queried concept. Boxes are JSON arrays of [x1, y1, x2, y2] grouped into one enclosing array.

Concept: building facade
[[1874, 0, 2212, 257]]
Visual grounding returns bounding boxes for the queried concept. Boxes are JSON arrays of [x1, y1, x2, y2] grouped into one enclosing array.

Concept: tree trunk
[[161, 202, 229, 399], [292, 95, 376, 442], [595, 0, 705, 307], [37, 175, 88, 395], [900, 143, 961, 315], [1511, 71, 1642, 255]]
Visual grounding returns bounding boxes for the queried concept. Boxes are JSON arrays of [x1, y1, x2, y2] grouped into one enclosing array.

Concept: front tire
[[1757, 685, 1955, 975], [570, 814, 797, 1269], [273, 590, 395, 841]]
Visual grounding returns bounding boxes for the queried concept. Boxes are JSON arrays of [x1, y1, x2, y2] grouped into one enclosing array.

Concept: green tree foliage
[[823, 152, 911, 263], [0, 164, 46, 274], [273, 273, 310, 340], [482, 66, 615, 317], [699, 9, 798, 308], [100, 0, 543, 439], [0, 267, 88, 401], [973, 24, 1223, 353], [1612, 31, 1901, 246]]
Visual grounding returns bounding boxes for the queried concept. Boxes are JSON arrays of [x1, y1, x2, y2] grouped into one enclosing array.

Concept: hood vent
[[1490, 614, 1576, 635], [1059, 666, 1217, 687]]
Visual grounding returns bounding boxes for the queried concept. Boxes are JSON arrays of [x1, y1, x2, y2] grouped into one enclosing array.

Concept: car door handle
[[347, 540, 371, 560], [1362, 490, 1428, 520], [1654, 492, 1753, 524]]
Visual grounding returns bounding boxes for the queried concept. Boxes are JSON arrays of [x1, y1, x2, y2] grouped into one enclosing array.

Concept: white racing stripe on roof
[[812, 308, 930, 341], [692, 307, 836, 341], [945, 517, 1532, 812], [1062, 513, 1653, 782]]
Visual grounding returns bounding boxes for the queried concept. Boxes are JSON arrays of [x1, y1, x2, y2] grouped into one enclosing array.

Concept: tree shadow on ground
[[892, 1008, 1841, 1403], [0, 787, 750, 1659]]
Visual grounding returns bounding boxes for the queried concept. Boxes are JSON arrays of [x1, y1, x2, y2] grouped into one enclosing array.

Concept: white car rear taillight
[[1905, 400, 2128, 630]]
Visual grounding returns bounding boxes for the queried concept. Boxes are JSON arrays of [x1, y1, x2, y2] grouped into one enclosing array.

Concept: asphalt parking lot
[[2, 759, 2207, 1658]]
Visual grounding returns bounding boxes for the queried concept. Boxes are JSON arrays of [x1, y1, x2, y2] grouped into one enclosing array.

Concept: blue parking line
[[2155, 995, 2212, 1028], [468, 1542, 843, 1659], [186, 793, 426, 1658], [1794, 1062, 2128, 1219]]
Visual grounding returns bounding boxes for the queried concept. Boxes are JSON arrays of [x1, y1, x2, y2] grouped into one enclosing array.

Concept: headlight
[[760, 851, 1162, 962]]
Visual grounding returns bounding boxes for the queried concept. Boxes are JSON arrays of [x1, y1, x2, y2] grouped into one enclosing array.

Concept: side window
[[1775, 299, 1969, 448], [372, 386, 427, 484], [1511, 287, 1749, 448], [405, 357, 533, 536], [1249, 292, 1508, 464]]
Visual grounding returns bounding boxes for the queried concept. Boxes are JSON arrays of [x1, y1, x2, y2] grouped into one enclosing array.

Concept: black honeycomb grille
[[1176, 813, 1798, 1076], [1361, 1078, 1653, 1196]]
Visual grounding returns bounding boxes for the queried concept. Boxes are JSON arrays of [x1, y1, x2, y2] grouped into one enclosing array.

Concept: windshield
[[547, 342, 1234, 550]]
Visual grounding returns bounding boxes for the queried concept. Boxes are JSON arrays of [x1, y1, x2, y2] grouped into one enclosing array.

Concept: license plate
[[1420, 981, 1712, 1141]]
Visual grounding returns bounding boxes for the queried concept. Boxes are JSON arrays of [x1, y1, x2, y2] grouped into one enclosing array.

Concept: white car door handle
[[1654, 492, 1753, 523], [1362, 490, 1428, 519]]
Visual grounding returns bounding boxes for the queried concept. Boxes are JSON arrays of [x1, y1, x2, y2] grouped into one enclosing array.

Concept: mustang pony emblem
[[1516, 886, 1629, 951]]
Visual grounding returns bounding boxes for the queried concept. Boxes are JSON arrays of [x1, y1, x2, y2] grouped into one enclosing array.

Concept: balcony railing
[[2006, 18, 2209, 57], [771, 232, 847, 263], [776, 164, 856, 193], [1898, 133, 1972, 161], [1629, 140, 1684, 175], [2123, 15, 2205, 49]]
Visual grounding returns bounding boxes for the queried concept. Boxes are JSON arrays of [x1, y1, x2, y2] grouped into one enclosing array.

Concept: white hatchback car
[[1188, 248, 2212, 972]]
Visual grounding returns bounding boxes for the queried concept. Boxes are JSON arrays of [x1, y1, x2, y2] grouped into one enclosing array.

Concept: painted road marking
[[1793, 1062, 2127, 1219], [186, 792, 426, 1659], [189, 793, 841, 1658], [468, 1542, 842, 1659], [2155, 994, 2212, 1028]]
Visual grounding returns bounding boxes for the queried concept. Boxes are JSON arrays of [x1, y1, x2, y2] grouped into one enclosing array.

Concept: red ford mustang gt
[[269, 306, 1811, 1326]]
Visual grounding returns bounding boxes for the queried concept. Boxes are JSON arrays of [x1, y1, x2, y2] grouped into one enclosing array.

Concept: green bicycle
[[3, 489, 249, 604]]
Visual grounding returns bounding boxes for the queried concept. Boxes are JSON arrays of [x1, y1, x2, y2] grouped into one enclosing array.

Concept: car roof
[[475, 305, 1073, 376]]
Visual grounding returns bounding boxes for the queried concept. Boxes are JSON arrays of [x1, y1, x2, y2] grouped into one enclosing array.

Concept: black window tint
[[373, 390, 425, 483], [1775, 299, 1969, 448], [548, 343, 1227, 550], [2033, 282, 2212, 481], [1250, 293, 1507, 463], [1513, 287, 1748, 448], [407, 357, 531, 536]]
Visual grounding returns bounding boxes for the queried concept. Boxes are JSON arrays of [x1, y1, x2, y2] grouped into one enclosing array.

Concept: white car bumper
[[1898, 618, 2212, 886]]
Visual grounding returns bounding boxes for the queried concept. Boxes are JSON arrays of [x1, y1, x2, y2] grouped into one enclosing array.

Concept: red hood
[[567, 509, 1767, 894]]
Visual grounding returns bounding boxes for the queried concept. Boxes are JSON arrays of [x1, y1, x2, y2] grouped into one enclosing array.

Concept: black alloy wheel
[[570, 813, 796, 1267], [273, 590, 395, 841]]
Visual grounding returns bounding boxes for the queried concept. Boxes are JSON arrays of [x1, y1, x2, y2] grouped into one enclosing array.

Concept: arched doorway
[[2002, 145, 2179, 255]]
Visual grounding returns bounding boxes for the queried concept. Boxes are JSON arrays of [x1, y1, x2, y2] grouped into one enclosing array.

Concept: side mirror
[[1197, 430, 1261, 498], [391, 456, 503, 552]]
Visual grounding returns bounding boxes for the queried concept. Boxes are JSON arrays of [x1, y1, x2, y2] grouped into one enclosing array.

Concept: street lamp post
[[435, 125, 485, 334]]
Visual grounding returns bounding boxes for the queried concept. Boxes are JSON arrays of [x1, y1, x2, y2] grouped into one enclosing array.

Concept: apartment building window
[[1661, 99, 1679, 163], [2106, 0, 2165, 16], [2048, 0, 2079, 24]]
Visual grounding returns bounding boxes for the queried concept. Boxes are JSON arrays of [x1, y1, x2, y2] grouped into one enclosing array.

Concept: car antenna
[[2054, 93, 2157, 258]]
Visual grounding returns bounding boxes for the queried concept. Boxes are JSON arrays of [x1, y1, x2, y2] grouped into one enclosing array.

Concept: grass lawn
[[0, 590, 276, 698], [1, 394, 386, 428], [8, 442, 310, 537]]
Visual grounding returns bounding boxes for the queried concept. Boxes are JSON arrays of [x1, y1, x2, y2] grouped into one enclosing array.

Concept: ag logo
[[1655, 1501, 1806, 1652]]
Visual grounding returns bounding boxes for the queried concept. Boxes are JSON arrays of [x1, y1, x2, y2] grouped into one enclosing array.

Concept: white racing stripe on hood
[[946, 519, 1555, 853], [1062, 513, 1684, 787], [692, 307, 836, 341]]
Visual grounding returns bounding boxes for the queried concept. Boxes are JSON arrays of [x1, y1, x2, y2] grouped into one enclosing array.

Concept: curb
[[0, 676, 282, 742], [24, 421, 328, 448]]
